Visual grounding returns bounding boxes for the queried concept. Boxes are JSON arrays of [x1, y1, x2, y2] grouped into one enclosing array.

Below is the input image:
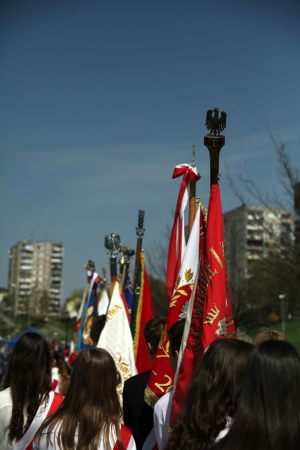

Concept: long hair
[[3, 332, 51, 442], [36, 348, 123, 450], [51, 349, 71, 396], [166, 338, 253, 450], [215, 340, 300, 450]]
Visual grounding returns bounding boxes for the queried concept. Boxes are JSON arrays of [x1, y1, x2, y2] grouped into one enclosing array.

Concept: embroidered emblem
[[204, 303, 220, 325]]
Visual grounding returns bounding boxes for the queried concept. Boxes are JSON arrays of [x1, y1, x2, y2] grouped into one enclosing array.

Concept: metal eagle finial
[[205, 108, 227, 136]]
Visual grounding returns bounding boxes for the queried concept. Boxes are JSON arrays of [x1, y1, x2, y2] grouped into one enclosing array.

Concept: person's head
[[167, 319, 185, 371], [4, 332, 51, 442], [166, 338, 253, 450], [89, 314, 106, 346], [68, 347, 119, 407], [144, 316, 165, 359], [218, 340, 300, 450], [254, 328, 285, 345], [36, 348, 123, 449]]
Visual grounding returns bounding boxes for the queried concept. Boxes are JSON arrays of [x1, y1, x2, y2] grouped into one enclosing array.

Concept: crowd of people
[[0, 320, 299, 450]]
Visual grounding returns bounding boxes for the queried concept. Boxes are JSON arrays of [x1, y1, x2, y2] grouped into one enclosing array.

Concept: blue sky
[[1, 0, 299, 300]]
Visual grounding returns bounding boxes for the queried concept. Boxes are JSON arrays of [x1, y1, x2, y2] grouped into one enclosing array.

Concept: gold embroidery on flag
[[209, 247, 224, 269], [106, 305, 122, 322], [185, 269, 193, 283], [115, 356, 131, 396], [170, 287, 189, 308], [197, 263, 217, 308], [204, 303, 220, 325], [154, 374, 173, 393], [144, 386, 159, 408], [157, 330, 170, 358]]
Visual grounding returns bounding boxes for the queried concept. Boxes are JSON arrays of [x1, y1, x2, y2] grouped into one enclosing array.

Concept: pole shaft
[[188, 179, 196, 236]]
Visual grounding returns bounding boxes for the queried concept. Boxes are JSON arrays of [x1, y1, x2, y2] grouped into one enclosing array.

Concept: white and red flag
[[145, 164, 200, 407], [97, 281, 137, 396], [166, 164, 200, 301], [170, 203, 206, 424]]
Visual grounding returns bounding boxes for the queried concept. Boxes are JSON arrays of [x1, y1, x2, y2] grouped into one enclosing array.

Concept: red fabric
[[47, 392, 64, 416], [166, 164, 199, 301], [134, 261, 154, 373], [201, 184, 235, 351], [51, 379, 58, 392], [69, 352, 77, 366], [113, 425, 132, 449]]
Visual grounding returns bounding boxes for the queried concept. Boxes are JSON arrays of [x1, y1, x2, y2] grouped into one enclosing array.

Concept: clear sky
[[1, 0, 299, 300]]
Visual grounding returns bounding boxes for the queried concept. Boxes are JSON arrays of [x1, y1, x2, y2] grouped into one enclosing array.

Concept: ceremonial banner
[[166, 164, 200, 301], [131, 253, 154, 373], [69, 271, 100, 362], [98, 287, 110, 315], [145, 199, 201, 407], [123, 275, 133, 312], [97, 281, 137, 395], [170, 204, 206, 424], [170, 186, 235, 425], [200, 184, 235, 351], [69, 285, 88, 363]]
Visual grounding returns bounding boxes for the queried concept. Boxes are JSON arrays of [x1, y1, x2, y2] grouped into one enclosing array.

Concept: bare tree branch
[[225, 164, 247, 206]]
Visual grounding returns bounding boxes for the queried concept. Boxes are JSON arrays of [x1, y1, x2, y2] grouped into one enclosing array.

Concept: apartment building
[[224, 205, 292, 295], [8, 240, 64, 316]]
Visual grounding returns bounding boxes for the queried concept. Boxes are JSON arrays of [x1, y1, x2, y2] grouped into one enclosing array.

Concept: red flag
[[201, 184, 235, 351], [131, 253, 154, 373]]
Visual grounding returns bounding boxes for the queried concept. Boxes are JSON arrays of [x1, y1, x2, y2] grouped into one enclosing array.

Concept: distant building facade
[[8, 240, 64, 316], [224, 205, 292, 296]]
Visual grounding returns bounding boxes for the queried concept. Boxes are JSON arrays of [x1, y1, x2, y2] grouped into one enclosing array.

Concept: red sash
[[26, 392, 63, 450], [113, 425, 132, 450]]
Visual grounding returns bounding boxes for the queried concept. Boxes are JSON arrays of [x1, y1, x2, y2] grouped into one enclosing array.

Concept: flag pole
[[203, 108, 226, 184], [121, 246, 135, 289], [104, 233, 121, 289], [133, 210, 145, 283], [188, 144, 197, 236]]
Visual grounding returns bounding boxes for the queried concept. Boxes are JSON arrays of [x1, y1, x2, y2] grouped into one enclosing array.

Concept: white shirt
[[153, 390, 174, 450], [33, 423, 136, 450], [0, 387, 56, 450], [0, 387, 14, 450]]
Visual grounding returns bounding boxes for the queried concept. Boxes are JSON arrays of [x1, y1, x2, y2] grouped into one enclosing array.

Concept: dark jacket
[[123, 370, 153, 450]]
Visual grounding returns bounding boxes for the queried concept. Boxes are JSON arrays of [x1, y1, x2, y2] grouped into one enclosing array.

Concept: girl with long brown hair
[[34, 347, 136, 450], [214, 340, 300, 450], [166, 338, 253, 450], [0, 332, 63, 450]]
